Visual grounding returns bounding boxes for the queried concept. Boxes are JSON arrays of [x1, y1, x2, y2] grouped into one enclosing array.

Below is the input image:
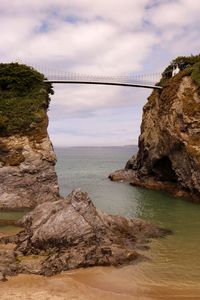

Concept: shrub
[[0, 63, 53, 136], [161, 54, 200, 89]]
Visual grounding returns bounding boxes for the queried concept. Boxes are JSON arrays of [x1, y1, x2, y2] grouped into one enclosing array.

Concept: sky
[[1, 0, 200, 146]]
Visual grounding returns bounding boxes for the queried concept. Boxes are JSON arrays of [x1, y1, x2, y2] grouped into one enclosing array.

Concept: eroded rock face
[[0, 63, 59, 208], [110, 71, 200, 202], [0, 189, 170, 278], [0, 135, 59, 209]]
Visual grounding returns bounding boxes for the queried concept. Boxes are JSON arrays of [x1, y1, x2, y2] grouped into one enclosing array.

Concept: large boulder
[[0, 189, 170, 278]]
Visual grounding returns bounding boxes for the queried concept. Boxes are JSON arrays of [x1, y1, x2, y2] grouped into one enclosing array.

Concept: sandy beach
[[1, 265, 200, 300]]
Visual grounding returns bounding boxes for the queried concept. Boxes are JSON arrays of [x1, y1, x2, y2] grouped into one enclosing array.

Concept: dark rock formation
[[0, 63, 59, 208], [110, 56, 200, 202], [125, 155, 137, 170], [0, 189, 170, 279], [0, 249, 18, 281]]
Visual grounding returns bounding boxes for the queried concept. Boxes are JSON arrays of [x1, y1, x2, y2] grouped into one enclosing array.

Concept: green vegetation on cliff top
[[161, 54, 200, 89], [0, 63, 53, 136]]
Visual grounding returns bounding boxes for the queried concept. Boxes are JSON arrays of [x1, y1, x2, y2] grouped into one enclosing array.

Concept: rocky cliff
[[0, 64, 172, 280], [0, 63, 59, 209], [0, 189, 170, 280], [110, 55, 200, 202]]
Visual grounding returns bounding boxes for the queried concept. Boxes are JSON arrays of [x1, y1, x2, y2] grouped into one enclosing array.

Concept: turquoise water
[[55, 146, 200, 289], [0, 146, 200, 294]]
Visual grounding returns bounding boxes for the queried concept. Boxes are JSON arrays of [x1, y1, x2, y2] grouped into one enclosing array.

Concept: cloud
[[0, 0, 149, 28], [149, 0, 200, 29], [49, 106, 142, 147], [1, 0, 200, 146], [49, 84, 149, 113], [1, 0, 156, 74]]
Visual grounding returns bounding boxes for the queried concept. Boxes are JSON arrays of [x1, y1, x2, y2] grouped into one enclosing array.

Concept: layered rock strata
[[110, 57, 200, 202], [0, 135, 59, 208], [0, 63, 59, 208], [0, 189, 170, 279]]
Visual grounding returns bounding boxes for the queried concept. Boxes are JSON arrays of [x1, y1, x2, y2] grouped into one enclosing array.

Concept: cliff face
[[137, 74, 200, 200], [110, 56, 200, 202], [0, 63, 59, 209]]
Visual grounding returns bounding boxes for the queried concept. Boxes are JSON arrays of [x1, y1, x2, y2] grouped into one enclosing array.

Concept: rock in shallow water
[[0, 189, 171, 278]]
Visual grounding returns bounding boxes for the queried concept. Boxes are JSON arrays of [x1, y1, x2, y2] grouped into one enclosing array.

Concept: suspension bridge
[[42, 71, 162, 90]]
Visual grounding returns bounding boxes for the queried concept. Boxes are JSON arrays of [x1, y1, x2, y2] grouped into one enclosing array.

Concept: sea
[[1, 146, 200, 299]]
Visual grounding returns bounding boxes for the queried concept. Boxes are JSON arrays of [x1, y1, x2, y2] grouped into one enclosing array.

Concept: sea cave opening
[[152, 156, 177, 182]]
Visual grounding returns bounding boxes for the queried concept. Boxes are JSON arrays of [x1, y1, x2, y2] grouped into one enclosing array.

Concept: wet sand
[[1, 227, 200, 300], [1, 265, 200, 300], [0, 233, 199, 300]]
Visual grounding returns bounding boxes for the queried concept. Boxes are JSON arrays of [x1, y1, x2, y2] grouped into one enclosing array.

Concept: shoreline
[[108, 169, 195, 202], [0, 189, 170, 280], [1, 265, 200, 300]]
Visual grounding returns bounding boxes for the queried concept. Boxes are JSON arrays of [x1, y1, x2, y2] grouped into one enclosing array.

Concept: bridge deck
[[44, 80, 162, 90]]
